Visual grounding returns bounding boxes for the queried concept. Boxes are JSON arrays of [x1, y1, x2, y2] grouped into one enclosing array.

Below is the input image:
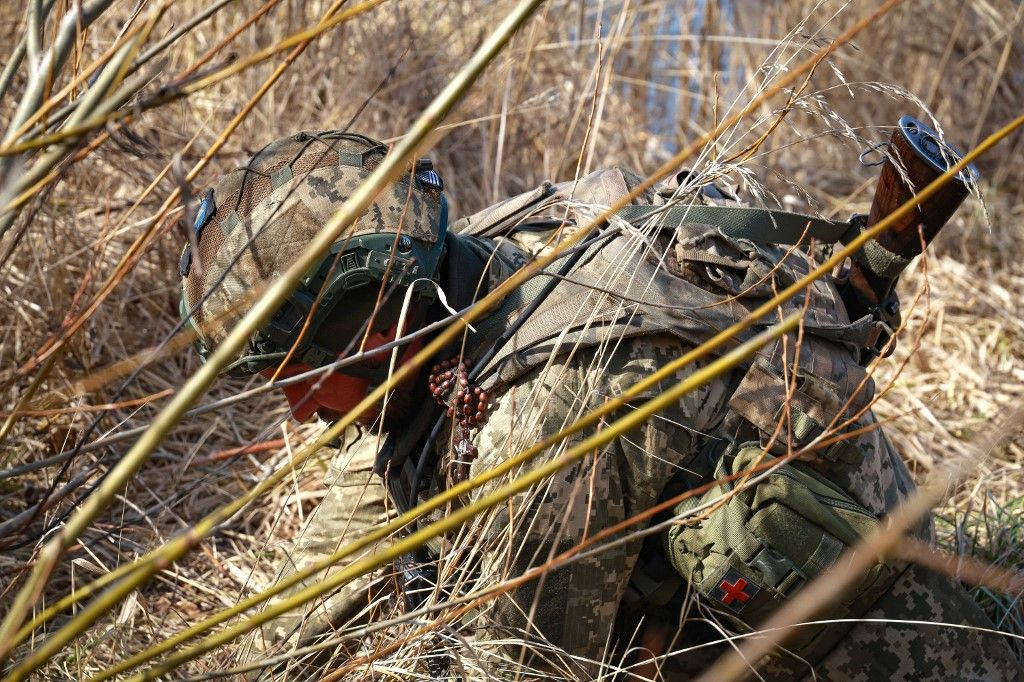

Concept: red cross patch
[[710, 568, 760, 613]]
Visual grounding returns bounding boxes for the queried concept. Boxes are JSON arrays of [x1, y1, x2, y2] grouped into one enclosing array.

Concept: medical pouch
[[665, 444, 895, 664]]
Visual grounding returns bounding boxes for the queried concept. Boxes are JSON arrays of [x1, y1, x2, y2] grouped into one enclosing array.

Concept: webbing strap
[[855, 239, 910, 279], [616, 204, 860, 246]]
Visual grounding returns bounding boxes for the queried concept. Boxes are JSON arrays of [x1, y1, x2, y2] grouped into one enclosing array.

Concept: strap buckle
[[863, 292, 901, 359], [840, 213, 867, 245], [862, 318, 895, 359]]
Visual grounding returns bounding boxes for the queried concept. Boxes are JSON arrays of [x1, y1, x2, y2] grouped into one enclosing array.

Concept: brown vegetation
[[0, 0, 1022, 678]]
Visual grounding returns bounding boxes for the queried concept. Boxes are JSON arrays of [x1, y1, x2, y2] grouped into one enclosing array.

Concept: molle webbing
[[664, 446, 897, 669]]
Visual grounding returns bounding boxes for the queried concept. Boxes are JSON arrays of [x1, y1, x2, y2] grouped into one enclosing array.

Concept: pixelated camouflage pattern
[[461, 330, 1020, 680], [460, 333, 735, 678], [806, 563, 1021, 681], [285, 336, 1016, 682], [240, 426, 395, 677], [251, 167, 1021, 680], [182, 131, 440, 353]]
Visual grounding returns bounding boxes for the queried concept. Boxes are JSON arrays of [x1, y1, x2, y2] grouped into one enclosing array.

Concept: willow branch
[[0, 0, 547, 671]]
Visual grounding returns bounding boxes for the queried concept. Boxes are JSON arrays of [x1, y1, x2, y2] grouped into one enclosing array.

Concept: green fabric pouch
[[665, 444, 895, 663]]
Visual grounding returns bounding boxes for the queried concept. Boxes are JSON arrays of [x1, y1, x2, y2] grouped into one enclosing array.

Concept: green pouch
[[665, 444, 895, 663]]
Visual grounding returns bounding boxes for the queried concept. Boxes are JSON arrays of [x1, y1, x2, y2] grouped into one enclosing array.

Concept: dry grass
[[0, 0, 1022, 679]]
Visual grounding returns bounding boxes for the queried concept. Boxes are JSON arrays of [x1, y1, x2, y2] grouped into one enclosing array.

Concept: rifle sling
[[617, 204, 909, 282], [615, 204, 860, 245]]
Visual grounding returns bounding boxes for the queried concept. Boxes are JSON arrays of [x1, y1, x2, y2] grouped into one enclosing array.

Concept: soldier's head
[[179, 131, 448, 423]]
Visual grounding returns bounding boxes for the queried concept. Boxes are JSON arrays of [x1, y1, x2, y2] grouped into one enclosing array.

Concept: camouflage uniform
[[251, 168, 1021, 680], [251, 427, 394, 656]]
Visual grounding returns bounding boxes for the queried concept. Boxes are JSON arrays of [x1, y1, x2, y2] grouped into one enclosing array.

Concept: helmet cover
[[179, 131, 448, 375]]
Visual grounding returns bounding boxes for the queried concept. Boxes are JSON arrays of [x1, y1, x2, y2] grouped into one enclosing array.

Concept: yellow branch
[[3, 0, 904, 659], [118, 314, 801, 681]]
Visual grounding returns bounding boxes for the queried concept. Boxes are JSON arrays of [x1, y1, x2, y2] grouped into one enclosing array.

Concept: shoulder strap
[[616, 204, 860, 246]]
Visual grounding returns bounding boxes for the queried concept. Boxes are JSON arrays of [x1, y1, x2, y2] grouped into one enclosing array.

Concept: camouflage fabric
[[456, 332, 735, 679], [181, 130, 441, 354], [246, 167, 1021, 680], [454, 332, 1020, 680], [809, 563, 1020, 681], [240, 425, 395, 678], [258, 337, 1021, 680]]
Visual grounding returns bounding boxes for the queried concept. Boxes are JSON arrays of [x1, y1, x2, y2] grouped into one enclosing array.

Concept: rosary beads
[[427, 357, 492, 481], [427, 357, 491, 430]]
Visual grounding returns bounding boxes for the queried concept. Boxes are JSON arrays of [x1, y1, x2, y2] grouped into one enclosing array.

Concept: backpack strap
[[616, 204, 861, 246]]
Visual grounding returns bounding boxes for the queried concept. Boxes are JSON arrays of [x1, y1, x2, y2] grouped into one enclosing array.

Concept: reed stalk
[[0, 0, 547, 671]]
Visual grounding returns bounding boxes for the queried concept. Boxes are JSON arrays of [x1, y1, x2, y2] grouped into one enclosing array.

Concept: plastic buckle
[[863, 293, 900, 359], [839, 213, 868, 246], [862, 319, 895, 359], [778, 569, 808, 597], [748, 545, 807, 593]]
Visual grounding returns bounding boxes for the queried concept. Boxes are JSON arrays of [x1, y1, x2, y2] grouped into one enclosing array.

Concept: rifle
[[836, 116, 980, 350]]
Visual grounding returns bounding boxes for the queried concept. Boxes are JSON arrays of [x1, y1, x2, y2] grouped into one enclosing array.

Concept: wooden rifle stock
[[840, 116, 980, 325]]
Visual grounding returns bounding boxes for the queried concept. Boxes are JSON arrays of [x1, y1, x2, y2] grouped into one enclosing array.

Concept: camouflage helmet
[[179, 130, 448, 376]]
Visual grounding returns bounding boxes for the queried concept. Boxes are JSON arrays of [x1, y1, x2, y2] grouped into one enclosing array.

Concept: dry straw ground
[[0, 0, 1022, 679]]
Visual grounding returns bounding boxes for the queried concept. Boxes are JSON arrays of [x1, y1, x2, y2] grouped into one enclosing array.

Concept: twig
[[894, 536, 1024, 596], [192, 438, 291, 467], [0, 0, 547, 674]]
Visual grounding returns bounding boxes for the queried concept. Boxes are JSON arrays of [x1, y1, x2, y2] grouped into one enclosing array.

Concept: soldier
[[180, 130, 1020, 680]]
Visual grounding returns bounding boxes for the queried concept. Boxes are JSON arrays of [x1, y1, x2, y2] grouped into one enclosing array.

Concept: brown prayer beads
[[427, 357, 491, 430], [427, 357, 492, 482]]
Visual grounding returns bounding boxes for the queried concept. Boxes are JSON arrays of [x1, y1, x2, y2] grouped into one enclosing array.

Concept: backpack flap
[[727, 341, 875, 465]]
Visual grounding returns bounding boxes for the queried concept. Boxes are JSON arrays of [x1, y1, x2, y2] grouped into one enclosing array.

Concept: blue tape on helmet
[[194, 189, 216, 237], [416, 169, 443, 191], [179, 189, 217, 277]]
